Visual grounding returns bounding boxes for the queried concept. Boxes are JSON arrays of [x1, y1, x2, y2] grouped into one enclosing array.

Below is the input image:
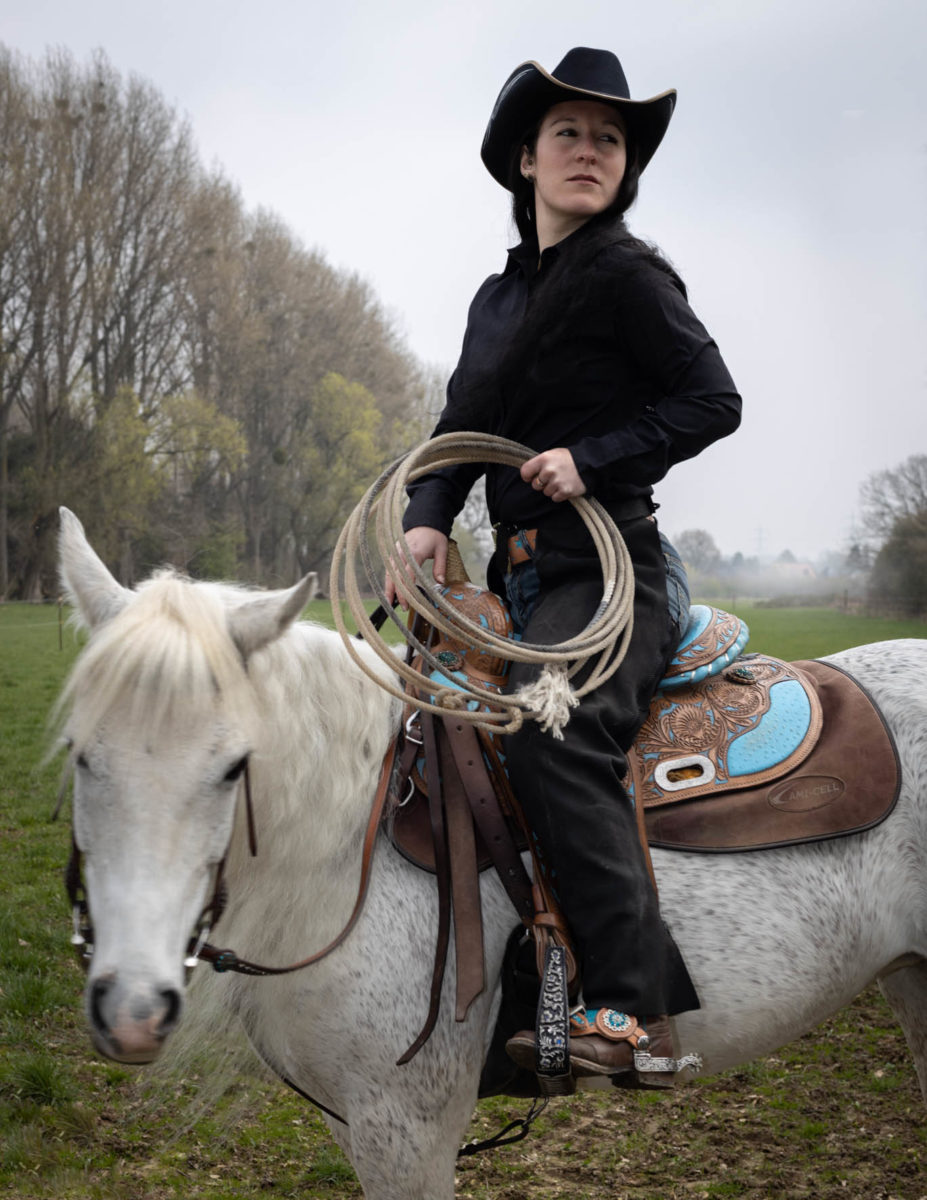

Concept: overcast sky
[[3, 0, 925, 561]]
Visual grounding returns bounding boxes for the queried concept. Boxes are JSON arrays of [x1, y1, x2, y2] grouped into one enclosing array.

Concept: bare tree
[[861, 455, 927, 615], [74, 51, 195, 413], [860, 454, 927, 542], [0, 48, 38, 594], [674, 528, 722, 574], [869, 512, 927, 616], [3, 48, 195, 594], [1, 45, 432, 593]]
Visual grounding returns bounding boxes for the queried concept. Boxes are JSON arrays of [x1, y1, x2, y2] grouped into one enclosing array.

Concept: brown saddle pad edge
[[644, 658, 902, 853]]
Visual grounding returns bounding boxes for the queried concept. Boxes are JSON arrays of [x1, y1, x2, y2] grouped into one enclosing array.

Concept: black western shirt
[[404, 228, 742, 536]]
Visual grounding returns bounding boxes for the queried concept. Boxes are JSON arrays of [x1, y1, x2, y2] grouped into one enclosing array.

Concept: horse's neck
[[223, 623, 398, 944]]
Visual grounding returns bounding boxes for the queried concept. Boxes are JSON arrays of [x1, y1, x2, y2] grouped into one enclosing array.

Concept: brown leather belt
[[501, 498, 654, 569], [506, 528, 537, 567]]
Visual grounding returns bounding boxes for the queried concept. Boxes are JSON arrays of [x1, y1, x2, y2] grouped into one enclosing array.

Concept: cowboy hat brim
[[480, 59, 676, 189]]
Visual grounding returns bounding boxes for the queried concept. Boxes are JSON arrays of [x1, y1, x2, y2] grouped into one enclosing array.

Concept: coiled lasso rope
[[329, 432, 635, 738]]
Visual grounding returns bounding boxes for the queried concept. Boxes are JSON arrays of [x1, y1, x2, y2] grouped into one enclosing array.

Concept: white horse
[[55, 508, 927, 1200]]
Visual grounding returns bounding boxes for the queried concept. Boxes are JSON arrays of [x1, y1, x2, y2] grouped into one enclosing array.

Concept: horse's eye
[[224, 756, 249, 784]]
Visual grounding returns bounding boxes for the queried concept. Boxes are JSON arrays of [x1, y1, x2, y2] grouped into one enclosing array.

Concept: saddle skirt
[[627, 653, 824, 808]]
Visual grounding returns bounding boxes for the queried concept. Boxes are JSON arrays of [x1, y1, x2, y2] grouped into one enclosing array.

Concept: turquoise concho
[[598, 1009, 634, 1036]]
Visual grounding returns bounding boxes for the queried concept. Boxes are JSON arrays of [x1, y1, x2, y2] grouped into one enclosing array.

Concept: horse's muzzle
[[87, 973, 183, 1064]]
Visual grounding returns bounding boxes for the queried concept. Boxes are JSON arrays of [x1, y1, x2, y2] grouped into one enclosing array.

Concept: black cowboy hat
[[481, 47, 676, 188]]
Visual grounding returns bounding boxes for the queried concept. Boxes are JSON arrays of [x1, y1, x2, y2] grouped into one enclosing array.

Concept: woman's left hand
[[521, 448, 587, 503]]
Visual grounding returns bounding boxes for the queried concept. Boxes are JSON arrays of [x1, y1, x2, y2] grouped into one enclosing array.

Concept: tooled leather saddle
[[627, 606, 900, 853], [392, 602, 900, 864]]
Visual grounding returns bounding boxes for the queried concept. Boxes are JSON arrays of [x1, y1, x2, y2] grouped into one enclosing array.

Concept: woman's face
[[521, 99, 627, 237]]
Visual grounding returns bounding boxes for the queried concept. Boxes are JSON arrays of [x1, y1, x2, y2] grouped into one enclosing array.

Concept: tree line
[[4, 46, 921, 611], [672, 454, 927, 617], [1, 46, 439, 599], [859, 453, 927, 616]]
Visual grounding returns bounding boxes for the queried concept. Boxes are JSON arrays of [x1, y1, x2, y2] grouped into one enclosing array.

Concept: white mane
[[57, 568, 400, 854], [56, 572, 259, 755], [238, 613, 400, 855]]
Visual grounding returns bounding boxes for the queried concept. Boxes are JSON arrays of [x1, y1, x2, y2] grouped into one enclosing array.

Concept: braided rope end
[[514, 664, 579, 740]]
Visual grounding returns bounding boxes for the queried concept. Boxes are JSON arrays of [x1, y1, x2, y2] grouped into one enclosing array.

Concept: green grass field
[[1, 598, 925, 1199], [696, 599, 925, 662]]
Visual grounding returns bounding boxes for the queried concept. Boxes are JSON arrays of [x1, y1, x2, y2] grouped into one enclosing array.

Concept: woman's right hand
[[384, 526, 449, 609]]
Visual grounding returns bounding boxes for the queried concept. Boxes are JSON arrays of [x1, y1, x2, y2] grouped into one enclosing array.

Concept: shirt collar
[[505, 234, 565, 282], [505, 236, 540, 278], [506, 217, 624, 280]]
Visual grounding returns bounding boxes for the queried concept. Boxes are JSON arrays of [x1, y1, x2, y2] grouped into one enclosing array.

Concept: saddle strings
[[329, 432, 635, 736]]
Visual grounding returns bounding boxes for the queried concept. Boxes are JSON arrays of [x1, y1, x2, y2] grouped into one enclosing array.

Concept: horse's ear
[[227, 572, 318, 660], [58, 507, 133, 629]]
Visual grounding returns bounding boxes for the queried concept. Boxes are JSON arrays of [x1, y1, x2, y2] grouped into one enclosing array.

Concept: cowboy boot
[[506, 1009, 679, 1088]]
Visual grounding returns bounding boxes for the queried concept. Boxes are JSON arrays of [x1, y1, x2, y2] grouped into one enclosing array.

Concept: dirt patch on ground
[[457, 991, 926, 1200], [5, 990, 923, 1199]]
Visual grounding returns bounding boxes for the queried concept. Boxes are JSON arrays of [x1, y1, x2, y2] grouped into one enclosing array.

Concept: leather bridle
[[62, 748, 397, 981]]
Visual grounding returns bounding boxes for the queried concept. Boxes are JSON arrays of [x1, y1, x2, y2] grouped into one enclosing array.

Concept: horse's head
[[56, 508, 317, 1064]]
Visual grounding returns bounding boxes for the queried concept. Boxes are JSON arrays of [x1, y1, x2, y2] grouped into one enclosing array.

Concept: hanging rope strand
[[329, 433, 635, 736]]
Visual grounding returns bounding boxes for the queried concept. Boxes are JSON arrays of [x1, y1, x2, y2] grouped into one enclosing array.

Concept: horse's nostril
[[157, 987, 182, 1035], [89, 976, 114, 1032]]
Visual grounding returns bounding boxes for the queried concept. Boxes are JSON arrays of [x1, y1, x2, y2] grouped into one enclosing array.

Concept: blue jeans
[[505, 525, 690, 646], [659, 531, 691, 647]]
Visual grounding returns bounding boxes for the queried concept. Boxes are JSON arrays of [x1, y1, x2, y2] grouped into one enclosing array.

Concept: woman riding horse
[[387, 47, 742, 1087]]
